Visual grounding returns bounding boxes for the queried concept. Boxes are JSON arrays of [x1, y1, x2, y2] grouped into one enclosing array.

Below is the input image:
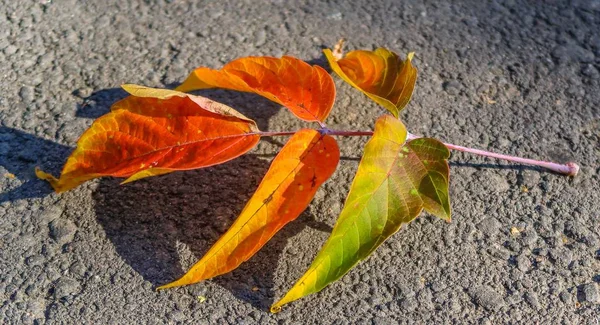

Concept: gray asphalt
[[1, 0, 599, 324]]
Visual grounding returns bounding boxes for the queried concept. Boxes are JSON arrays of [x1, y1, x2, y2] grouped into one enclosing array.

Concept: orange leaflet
[[36, 85, 260, 193], [324, 47, 417, 118], [175, 56, 336, 123], [157, 129, 340, 290]]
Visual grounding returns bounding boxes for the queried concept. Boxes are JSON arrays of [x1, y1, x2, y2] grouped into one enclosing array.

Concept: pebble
[[551, 44, 595, 64], [254, 29, 266, 47], [468, 285, 505, 312], [516, 254, 531, 272], [400, 296, 418, 312], [74, 87, 93, 98], [582, 64, 599, 78], [488, 246, 511, 260], [53, 277, 80, 299], [549, 247, 573, 268], [417, 289, 434, 310], [477, 218, 501, 236], [48, 218, 77, 245], [579, 283, 599, 303], [4, 45, 17, 55], [19, 86, 34, 103], [519, 230, 538, 247], [559, 291, 573, 304], [517, 170, 541, 188], [69, 262, 87, 278], [549, 280, 562, 294], [565, 221, 590, 243], [524, 291, 541, 310], [25, 255, 44, 266], [35, 206, 63, 225], [443, 80, 461, 95]]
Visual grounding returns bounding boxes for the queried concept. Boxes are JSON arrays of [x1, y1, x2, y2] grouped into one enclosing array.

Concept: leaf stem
[[257, 130, 579, 176], [405, 133, 579, 176], [257, 131, 297, 137]]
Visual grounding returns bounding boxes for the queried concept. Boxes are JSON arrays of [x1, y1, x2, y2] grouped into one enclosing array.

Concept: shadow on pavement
[[91, 155, 331, 310], [449, 161, 555, 174], [0, 127, 71, 203]]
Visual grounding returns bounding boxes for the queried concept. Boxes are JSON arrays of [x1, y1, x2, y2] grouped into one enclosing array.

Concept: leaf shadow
[[91, 154, 331, 310], [449, 161, 554, 174], [0, 126, 71, 203]]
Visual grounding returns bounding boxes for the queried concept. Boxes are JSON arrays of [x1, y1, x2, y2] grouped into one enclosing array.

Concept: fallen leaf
[[157, 129, 340, 289], [324, 47, 417, 118], [272, 115, 450, 312], [4, 173, 15, 179], [176, 56, 336, 123], [36, 85, 260, 192]]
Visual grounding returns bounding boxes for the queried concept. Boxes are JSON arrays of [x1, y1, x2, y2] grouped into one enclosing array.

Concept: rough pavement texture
[[1, 0, 599, 324]]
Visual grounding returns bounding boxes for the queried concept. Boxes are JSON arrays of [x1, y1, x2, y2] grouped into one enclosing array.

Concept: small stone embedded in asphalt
[[579, 283, 600, 303], [400, 296, 418, 312], [477, 217, 502, 236], [74, 87, 93, 98], [19, 86, 34, 103], [53, 277, 81, 299], [551, 44, 595, 64], [549, 246, 573, 267], [524, 291, 541, 310], [516, 254, 531, 272], [468, 285, 505, 312], [519, 230, 538, 247], [560, 291, 574, 304], [565, 220, 591, 243], [582, 64, 599, 78], [25, 255, 44, 266], [254, 29, 266, 47], [549, 279, 562, 294], [36, 206, 63, 225], [48, 218, 77, 245], [488, 246, 511, 260], [517, 170, 541, 187], [443, 80, 461, 95]]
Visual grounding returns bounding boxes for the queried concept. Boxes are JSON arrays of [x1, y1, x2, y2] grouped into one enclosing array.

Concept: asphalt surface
[[1, 0, 599, 324]]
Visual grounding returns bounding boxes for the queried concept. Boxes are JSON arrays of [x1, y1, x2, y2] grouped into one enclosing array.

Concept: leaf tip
[[35, 167, 62, 192], [175, 70, 208, 93], [407, 52, 415, 61], [443, 213, 452, 223], [269, 304, 282, 314], [156, 278, 186, 291], [120, 83, 141, 94]]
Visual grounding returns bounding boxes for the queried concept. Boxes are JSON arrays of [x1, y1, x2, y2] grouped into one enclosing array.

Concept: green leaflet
[[271, 115, 450, 312]]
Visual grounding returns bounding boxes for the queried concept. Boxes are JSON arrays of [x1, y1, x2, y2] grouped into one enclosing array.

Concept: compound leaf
[[324, 47, 417, 118], [36, 85, 260, 192], [271, 115, 450, 312], [158, 129, 340, 289], [176, 56, 336, 122]]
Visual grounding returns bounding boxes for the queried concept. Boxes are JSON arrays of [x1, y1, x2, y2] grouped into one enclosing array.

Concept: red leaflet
[[176, 56, 336, 122], [36, 85, 260, 192]]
